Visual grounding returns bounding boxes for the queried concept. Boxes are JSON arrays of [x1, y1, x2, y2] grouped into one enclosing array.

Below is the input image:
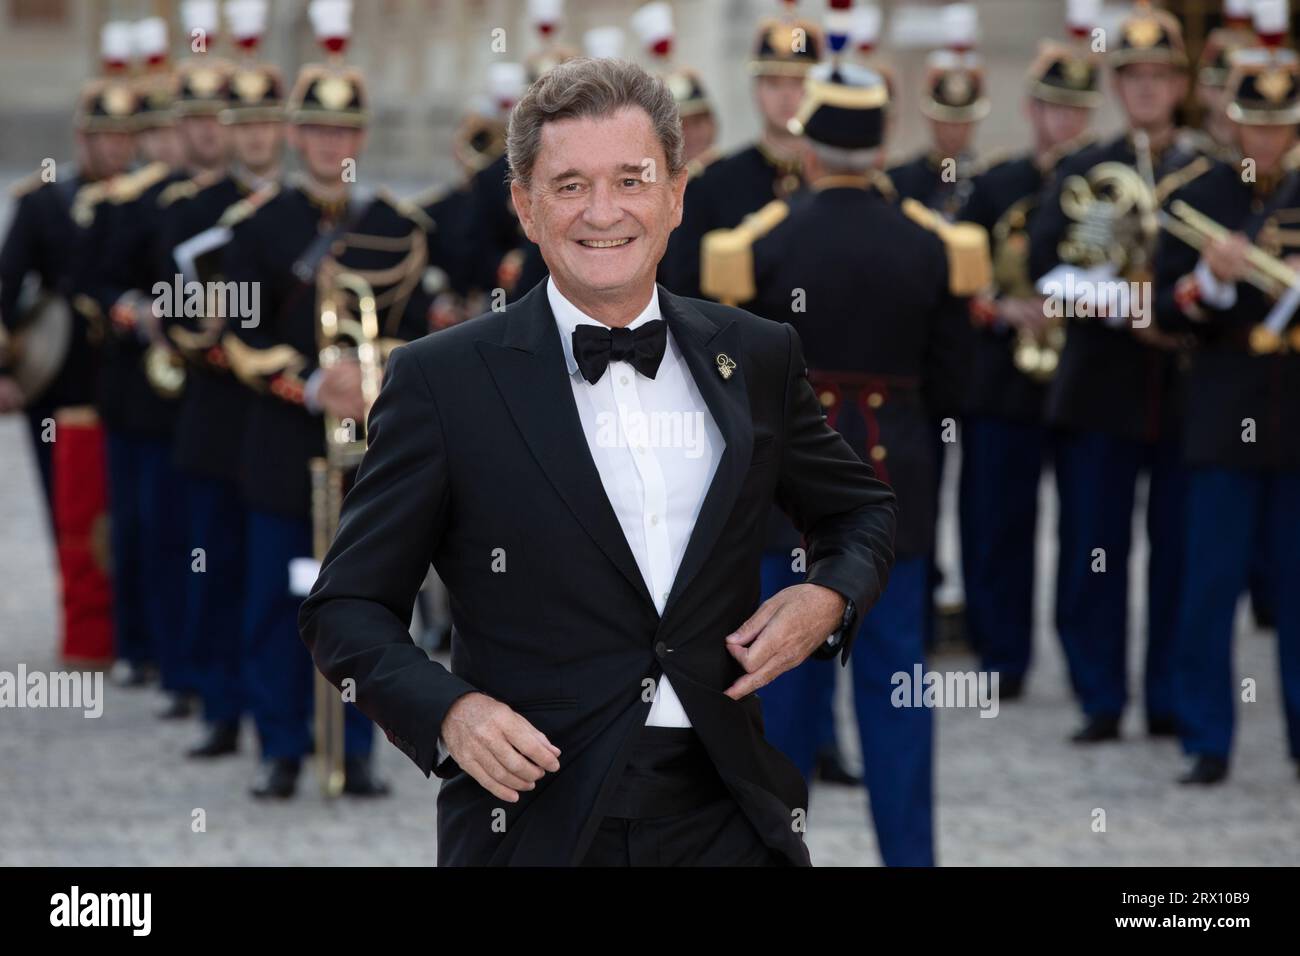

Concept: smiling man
[[300, 56, 897, 867]]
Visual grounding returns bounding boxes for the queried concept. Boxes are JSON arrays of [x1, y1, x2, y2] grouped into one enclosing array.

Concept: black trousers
[[579, 726, 788, 867]]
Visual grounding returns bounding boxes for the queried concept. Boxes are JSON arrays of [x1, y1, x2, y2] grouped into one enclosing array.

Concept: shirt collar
[[548, 276, 663, 378]]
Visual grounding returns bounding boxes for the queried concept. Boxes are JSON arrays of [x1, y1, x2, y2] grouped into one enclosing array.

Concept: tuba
[[309, 270, 385, 797]]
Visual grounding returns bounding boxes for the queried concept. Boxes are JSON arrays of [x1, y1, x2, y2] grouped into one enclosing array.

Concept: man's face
[[681, 112, 717, 164], [1029, 99, 1092, 150], [512, 106, 686, 302], [229, 121, 285, 174], [1196, 82, 1233, 145], [754, 74, 806, 135], [179, 114, 229, 168], [291, 124, 367, 184], [80, 131, 135, 178], [136, 125, 185, 167], [1114, 63, 1187, 127], [930, 118, 976, 157], [1236, 122, 1298, 175]]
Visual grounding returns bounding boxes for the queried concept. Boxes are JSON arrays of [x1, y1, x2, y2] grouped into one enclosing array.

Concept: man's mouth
[[577, 238, 634, 248]]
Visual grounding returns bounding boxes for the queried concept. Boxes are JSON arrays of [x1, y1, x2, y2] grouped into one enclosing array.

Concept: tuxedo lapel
[[475, 282, 654, 608], [658, 288, 754, 621]]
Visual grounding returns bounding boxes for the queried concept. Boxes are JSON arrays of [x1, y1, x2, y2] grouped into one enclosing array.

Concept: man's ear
[[511, 177, 537, 242], [669, 169, 687, 229]]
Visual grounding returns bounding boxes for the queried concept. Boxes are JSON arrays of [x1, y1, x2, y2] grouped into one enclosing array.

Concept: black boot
[[814, 746, 861, 786], [1070, 715, 1121, 743], [187, 720, 239, 758], [343, 754, 391, 797], [113, 661, 156, 689], [1179, 756, 1228, 785], [157, 693, 198, 720], [251, 758, 301, 799], [1147, 715, 1179, 738], [998, 675, 1026, 701]]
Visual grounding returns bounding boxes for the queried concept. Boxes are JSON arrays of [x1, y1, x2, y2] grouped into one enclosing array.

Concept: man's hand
[[723, 583, 847, 699], [441, 692, 562, 803], [1203, 233, 1250, 285], [998, 296, 1050, 335], [0, 375, 25, 414], [317, 359, 365, 422]]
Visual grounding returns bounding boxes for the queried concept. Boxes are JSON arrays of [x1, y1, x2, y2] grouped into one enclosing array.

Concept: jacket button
[[655, 641, 667, 658], [870, 444, 887, 462]]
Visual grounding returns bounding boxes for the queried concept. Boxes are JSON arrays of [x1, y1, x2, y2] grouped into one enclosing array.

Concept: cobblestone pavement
[[1, 412, 1297, 867]]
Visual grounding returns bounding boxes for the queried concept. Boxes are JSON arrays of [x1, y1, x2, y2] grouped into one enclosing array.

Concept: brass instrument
[[1058, 159, 1158, 276], [1160, 200, 1300, 297], [144, 342, 186, 398], [1158, 199, 1300, 353], [309, 270, 384, 797], [7, 285, 72, 403], [993, 195, 1064, 383]]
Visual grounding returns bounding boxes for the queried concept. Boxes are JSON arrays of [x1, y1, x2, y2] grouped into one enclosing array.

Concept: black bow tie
[[571, 319, 668, 385]]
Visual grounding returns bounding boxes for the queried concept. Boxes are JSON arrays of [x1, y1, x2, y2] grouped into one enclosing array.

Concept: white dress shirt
[[435, 279, 723, 764], [548, 277, 723, 727]]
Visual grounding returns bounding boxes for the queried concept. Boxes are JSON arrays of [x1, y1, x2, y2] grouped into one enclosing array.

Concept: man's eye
[[621, 178, 643, 188], [559, 182, 583, 193]]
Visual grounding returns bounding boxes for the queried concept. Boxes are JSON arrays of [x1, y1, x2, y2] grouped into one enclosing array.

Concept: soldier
[[0, 25, 136, 671], [1154, 43, 1300, 784], [157, 0, 286, 759], [632, 2, 718, 171], [956, 7, 1101, 698], [0, 24, 135, 507], [1027, 0, 1210, 743], [412, 93, 510, 329], [459, 0, 577, 306], [703, 55, 984, 865], [661, 9, 822, 299], [886, 3, 988, 221], [221, 1, 429, 798], [79, 16, 232, 706], [1185, 0, 1254, 163]]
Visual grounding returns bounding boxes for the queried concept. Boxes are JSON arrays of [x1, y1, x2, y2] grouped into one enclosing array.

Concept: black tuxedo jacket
[[299, 280, 897, 866]]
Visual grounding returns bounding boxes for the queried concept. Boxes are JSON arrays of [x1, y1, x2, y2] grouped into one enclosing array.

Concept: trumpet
[[1158, 200, 1300, 354], [309, 270, 384, 797], [1158, 199, 1300, 299]]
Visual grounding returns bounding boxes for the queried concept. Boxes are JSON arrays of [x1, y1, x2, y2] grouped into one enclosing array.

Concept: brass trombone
[[309, 270, 384, 797]]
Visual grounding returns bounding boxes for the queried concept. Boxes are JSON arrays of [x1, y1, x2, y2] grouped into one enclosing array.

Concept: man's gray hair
[[506, 57, 685, 187], [809, 142, 883, 175]]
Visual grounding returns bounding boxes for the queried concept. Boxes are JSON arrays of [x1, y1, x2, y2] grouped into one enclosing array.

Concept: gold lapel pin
[[715, 353, 736, 380]]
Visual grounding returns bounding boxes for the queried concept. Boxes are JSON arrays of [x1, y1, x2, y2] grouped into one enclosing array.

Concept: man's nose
[[582, 183, 624, 229]]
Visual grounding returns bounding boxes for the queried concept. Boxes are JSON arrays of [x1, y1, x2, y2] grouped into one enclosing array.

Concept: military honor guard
[[221, 0, 429, 798], [662, 2, 822, 299], [886, 3, 989, 221], [1153, 3, 1300, 785], [0, 24, 135, 503], [76, 11, 232, 700], [157, 0, 287, 759], [702, 19, 987, 861], [0, 23, 138, 668], [956, 1, 1101, 697], [1028, 0, 1210, 743]]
